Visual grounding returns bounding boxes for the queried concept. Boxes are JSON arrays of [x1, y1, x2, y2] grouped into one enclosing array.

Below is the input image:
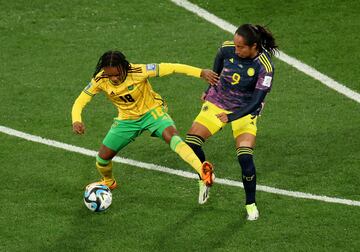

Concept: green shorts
[[102, 106, 175, 152]]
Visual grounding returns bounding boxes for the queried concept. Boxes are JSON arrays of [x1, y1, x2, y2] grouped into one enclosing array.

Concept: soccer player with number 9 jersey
[[185, 24, 278, 220]]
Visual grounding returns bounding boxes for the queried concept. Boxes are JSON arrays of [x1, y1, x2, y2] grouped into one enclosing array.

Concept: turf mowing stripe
[[1, 125, 359, 207], [170, 0, 360, 104]]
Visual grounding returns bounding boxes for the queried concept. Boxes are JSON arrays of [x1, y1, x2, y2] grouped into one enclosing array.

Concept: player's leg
[[96, 145, 118, 190], [186, 101, 224, 162], [186, 101, 229, 162], [162, 126, 215, 187], [95, 119, 139, 190], [236, 134, 257, 205], [186, 122, 211, 163], [147, 107, 215, 187], [163, 126, 201, 172], [186, 101, 228, 203], [186, 124, 214, 204], [169, 132, 215, 205], [232, 115, 259, 220]]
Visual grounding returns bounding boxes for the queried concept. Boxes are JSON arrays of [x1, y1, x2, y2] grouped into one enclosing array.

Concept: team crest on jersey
[[146, 64, 156, 71], [229, 58, 234, 63], [110, 91, 115, 96], [202, 105, 208, 111], [247, 68, 255, 76], [128, 85, 134, 91]]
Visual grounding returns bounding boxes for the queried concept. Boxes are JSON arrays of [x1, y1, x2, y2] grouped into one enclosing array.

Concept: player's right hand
[[72, 121, 85, 135]]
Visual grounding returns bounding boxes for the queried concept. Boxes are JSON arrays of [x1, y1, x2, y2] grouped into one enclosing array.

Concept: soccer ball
[[84, 183, 112, 212]]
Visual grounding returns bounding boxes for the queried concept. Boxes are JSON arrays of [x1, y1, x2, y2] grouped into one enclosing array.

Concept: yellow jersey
[[72, 63, 202, 122]]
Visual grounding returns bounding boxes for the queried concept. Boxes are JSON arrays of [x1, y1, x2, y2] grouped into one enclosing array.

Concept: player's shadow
[[152, 205, 245, 251]]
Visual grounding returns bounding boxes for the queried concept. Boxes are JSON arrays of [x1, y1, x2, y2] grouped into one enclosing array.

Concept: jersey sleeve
[[226, 89, 267, 122], [71, 92, 93, 123], [140, 63, 159, 78], [138, 63, 202, 78], [213, 49, 225, 75], [83, 78, 102, 97], [71, 79, 102, 123], [157, 63, 202, 77], [256, 54, 274, 92], [213, 41, 234, 74]]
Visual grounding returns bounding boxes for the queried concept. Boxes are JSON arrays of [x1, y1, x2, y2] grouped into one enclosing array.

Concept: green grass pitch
[[0, 0, 359, 251]]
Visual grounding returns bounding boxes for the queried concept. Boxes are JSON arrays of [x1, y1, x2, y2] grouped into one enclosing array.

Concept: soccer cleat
[[201, 161, 215, 186], [198, 180, 210, 204], [99, 178, 117, 190], [245, 203, 259, 221]]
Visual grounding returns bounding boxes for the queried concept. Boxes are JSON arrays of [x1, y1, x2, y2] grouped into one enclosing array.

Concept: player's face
[[234, 34, 258, 59], [103, 66, 124, 85]]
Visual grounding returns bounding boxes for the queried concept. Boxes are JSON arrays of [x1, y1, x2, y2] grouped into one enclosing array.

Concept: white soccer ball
[[84, 183, 112, 212]]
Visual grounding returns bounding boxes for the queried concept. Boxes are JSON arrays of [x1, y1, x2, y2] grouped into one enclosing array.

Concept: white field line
[[1, 125, 359, 207], [170, 0, 360, 104]]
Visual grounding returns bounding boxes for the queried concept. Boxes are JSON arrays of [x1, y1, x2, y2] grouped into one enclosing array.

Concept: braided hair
[[93, 50, 131, 82], [235, 24, 278, 56]]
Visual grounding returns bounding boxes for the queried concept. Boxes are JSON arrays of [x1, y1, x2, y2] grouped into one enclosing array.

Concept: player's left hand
[[201, 69, 219, 85], [216, 112, 228, 123]]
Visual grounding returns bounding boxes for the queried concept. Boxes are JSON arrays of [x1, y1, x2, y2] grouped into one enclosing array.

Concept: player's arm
[[224, 89, 267, 122], [202, 46, 226, 100], [158, 63, 201, 77], [218, 68, 274, 123], [155, 63, 218, 84], [72, 89, 94, 124], [71, 81, 100, 134], [213, 47, 225, 75]]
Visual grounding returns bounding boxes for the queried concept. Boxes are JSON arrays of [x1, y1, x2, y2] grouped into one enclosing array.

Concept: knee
[[97, 145, 116, 163], [162, 126, 178, 144]]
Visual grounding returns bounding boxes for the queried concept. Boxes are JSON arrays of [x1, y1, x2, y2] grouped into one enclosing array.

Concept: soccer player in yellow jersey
[[72, 50, 218, 200]]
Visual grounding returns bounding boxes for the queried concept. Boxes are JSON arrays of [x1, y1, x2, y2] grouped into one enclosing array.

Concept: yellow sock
[[96, 161, 114, 181], [171, 136, 202, 174]]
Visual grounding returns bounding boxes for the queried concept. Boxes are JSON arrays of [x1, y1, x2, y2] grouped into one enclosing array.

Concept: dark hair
[[93, 50, 131, 82], [235, 24, 278, 56]]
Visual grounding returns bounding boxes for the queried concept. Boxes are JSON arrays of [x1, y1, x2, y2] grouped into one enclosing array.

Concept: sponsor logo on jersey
[[247, 68, 255, 77], [229, 58, 234, 63], [146, 64, 156, 71], [263, 76, 272, 87]]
